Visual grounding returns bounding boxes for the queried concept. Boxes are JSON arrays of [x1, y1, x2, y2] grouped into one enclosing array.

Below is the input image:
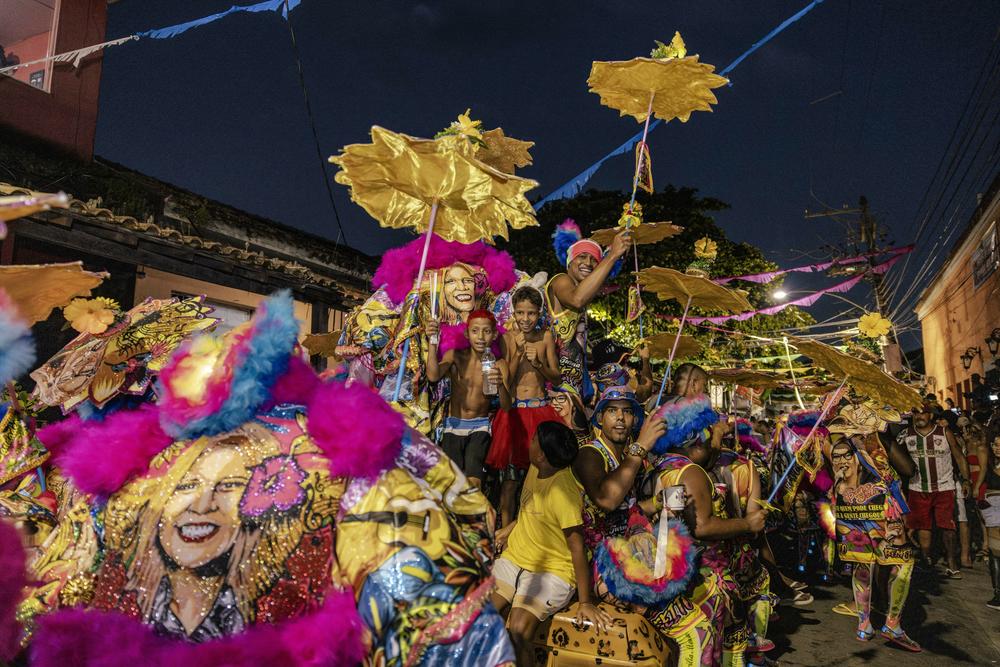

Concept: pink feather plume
[[30, 589, 367, 667]]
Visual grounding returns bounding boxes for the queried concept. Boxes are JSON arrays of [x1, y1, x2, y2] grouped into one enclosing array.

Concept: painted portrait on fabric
[[25, 410, 344, 641]]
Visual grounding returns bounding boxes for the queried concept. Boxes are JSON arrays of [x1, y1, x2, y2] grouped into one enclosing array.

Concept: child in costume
[[492, 420, 611, 666], [427, 309, 511, 487], [490, 285, 561, 527], [547, 220, 630, 398]]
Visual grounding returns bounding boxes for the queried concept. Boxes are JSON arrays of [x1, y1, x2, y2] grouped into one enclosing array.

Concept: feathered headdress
[[552, 218, 622, 278], [650, 394, 719, 455], [735, 418, 766, 454], [372, 236, 517, 306]]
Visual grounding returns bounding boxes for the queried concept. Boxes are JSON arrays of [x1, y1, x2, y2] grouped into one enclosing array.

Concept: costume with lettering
[[13, 292, 514, 667], [641, 395, 730, 667], [831, 424, 916, 648]]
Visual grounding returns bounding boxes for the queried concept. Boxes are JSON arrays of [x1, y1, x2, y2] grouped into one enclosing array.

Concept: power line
[[282, 0, 349, 247]]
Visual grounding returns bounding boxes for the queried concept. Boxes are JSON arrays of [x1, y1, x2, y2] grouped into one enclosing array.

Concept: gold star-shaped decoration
[[478, 128, 534, 174]]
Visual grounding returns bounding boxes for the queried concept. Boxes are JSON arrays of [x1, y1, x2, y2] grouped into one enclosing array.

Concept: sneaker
[[987, 596, 1000, 610], [880, 626, 922, 653]]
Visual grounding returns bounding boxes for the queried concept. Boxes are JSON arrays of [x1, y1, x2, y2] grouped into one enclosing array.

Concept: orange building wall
[[5, 32, 50, 86], [919, 222, 1000, 409], [0, 0, 106, 159]]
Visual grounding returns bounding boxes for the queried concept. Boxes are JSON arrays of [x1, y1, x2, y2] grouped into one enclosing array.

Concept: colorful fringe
[[593, 519, 698, 606], [158, 291, 300, 440], [650, 395, 719, 455]]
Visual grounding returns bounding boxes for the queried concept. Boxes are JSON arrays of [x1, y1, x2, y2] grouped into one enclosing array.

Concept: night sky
[[96, 1, 999, 340]]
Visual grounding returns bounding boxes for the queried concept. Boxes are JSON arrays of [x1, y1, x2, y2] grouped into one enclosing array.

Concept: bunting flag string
[[713, 244, 914, 285], [532, 0, 825, 211], [0, 0, 300, 76], [659, 252, 906, 325]]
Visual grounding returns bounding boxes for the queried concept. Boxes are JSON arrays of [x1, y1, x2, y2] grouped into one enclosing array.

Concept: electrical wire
[[282, 0, 349, 247]]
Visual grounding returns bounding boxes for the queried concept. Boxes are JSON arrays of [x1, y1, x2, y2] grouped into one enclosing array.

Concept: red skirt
[[487, 404, 562, 471]]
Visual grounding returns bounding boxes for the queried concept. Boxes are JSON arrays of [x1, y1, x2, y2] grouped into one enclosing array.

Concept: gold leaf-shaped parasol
[[478, 128, 534, 174], [638, 267, 752, 313], [0, 262, 106, 324], [329, 126, 539, 243], [302, 331, 342, 359], [588, 35, 728, 124], [0, 191, 69, 222], [788, 337, 922, 412], [643, 332, 703, 360], [709, 368, 784, 389], [591, 221, 683, 246]]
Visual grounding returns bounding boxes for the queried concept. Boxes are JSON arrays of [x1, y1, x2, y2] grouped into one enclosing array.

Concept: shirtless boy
[[426, 309, 510, 487], [489, 286, 561, 526]]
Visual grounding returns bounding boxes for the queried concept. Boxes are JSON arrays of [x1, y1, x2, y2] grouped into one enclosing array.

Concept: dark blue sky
[[96, 1, 999, 337]]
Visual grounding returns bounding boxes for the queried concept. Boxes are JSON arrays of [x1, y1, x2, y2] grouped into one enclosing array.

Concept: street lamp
[[772, 289, 788, 300], [960, 347, 981, 370], [986, 328, 1000, 356]]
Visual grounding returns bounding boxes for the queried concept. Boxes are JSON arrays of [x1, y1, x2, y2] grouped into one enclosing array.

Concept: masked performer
[[829, 430, 920, 652], [547, 220, 630, 399], [337, 236, 516, 437], [16, 292, 515, 667]]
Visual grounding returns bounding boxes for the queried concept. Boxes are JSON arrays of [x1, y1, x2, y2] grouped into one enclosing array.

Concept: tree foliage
[[498, 185, 815, 367]]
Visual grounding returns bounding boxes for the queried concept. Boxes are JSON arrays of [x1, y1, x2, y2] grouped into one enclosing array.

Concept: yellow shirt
[[504, 466, 584, 585]]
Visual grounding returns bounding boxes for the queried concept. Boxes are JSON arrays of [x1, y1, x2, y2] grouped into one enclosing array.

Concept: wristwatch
[[624, 442, 647, 459]]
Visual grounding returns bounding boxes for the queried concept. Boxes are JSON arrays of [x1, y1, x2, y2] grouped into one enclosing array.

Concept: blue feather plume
[[552, 219, 582, 266], [164, 290, 300, 440], [650, 395, 719, 455]]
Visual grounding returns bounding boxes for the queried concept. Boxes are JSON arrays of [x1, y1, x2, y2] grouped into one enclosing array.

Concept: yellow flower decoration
[[693, 237, 718, 260], [618, 201, 643, 228], [63, 297, 119, 335], [651, 32, 687, 60], [437, 108, 483, 143], [858, 312, 892, 339]]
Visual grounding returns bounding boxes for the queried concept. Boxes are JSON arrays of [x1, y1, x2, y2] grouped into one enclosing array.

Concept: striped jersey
[[898, 425, 955, 493]]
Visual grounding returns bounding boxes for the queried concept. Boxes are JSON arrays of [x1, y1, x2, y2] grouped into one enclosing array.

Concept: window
[[972, 222, 998, 289], [1, 0, 60, 92]]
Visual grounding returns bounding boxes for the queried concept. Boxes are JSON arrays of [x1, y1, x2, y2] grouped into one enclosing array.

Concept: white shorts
[[493, 556, 575, 621], [983, 491, 1000, 528], [957, 487, 968, 523]]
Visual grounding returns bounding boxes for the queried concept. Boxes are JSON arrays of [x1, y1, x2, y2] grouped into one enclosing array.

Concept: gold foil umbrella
[[330, 113, 539, 401], [0, 191, 69, 223], [591, 221, 682, 247], [0, 262, 106, 325], [788, 337, 922, 412], [639, 266, 752, 404], [638, 267, 752, 313], [329, 124, 538, 244], [588, 33, 729, 125], [643, 332, 703, 360], [709, 368, 784, 389]]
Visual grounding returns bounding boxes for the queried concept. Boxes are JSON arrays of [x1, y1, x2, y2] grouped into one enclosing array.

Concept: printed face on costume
[[443, 265, 477, 315], [568, 252, 598, 283], [548, 391, 574, 426], [465, 316, 496, 354], [599, 400, 635, 444], [512, 298, 541, 334], [159, 445, 248, 569], [831, 443, 858, 484]]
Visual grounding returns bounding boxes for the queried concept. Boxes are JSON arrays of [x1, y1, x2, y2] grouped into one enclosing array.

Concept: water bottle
[[481, 350, 498, 396]]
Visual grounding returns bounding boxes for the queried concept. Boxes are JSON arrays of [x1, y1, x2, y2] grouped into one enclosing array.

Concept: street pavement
[[772, 562, 1000, 666]]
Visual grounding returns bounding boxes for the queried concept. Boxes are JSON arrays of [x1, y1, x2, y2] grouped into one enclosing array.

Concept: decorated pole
[[654, 294, 693, 406], [391, 201, 439, 403]]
